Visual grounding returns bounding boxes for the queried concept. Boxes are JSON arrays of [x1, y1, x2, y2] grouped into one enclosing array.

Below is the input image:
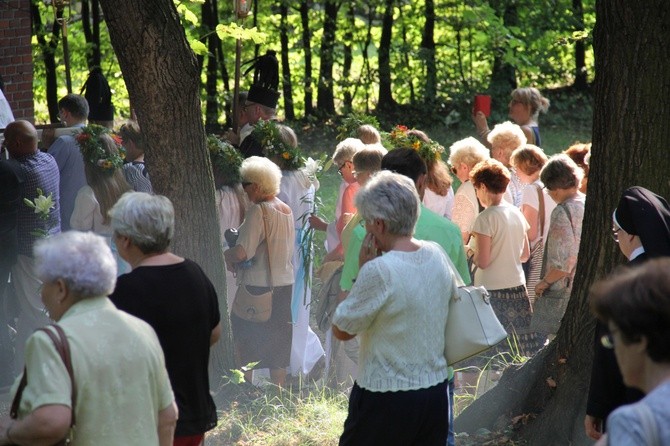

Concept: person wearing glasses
[[309, 137, 365, 262], [448, 136, 490, 244], [585, 186, 670, 441], [532, 154, 585, 342], [589, 258, 670, 446]]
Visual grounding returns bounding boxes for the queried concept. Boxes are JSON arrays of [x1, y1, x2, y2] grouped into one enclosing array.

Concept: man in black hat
[[584, 186, 670, 440], [239, 50, 280, 158]]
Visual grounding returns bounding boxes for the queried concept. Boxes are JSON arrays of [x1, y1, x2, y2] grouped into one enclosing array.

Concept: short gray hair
[[487, 121, 527, 158], [240, 156, 282, 197], [109, 192, 175, 254], [448, 136, 490, 168], [332, 138, 365, 165], [355, 171, 419, 236], [34, 231, 116, 298], [540, 154, 584, 191]]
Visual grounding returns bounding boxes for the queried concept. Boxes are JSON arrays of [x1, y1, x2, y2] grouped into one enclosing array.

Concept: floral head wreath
[[207, 134, 243, 186], [252, 119, 304, 170], [75, 124, 125, 171], [383, 125, 445, 163], [336, 113, 381, 141]]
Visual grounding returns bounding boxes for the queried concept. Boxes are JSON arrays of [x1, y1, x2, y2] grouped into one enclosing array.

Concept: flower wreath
[[383, 125, 445, 163], [207, 134, 243, 185], [75, 124, 125, 171], [336, 113, 381, 141], [252, 119, 304, 170]]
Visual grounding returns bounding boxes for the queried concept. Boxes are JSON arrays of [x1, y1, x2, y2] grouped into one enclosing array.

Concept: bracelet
[[478, 128, 490, 138], [5, 422, 14, 444]]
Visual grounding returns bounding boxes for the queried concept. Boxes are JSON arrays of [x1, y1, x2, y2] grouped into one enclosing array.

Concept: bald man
[[4, 120, 61, 375]]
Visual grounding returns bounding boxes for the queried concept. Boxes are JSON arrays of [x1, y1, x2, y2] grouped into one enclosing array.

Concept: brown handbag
[[10, 324, 76, 445], [232, 203, 274, 323]]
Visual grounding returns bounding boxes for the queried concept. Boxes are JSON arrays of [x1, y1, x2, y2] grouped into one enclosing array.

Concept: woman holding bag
[[533, 154, 585, 342], [510, 145, 556, 304], [224, 156, 295, 388]]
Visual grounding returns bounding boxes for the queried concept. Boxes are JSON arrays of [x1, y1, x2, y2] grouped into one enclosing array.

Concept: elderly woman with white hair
[[332, 171, 459, 445], [109, 192, 221, 445], [0, 231, 177, 445], [486, 121, 528, 207], [449, 136, 491, 244], [224, 156, 295, 388]]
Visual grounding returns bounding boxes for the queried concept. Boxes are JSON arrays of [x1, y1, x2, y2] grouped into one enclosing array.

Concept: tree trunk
[[98, 0, 235, 381], [572, 0, 589, 90], [279, 2, 295, 121], [299, 0, 314, 117], [376, 0, 397, 111], [421, 0, 437, 103], [316, 0, 339, 115], [31, 1, 61, 123], [455, 2, 670, 445], [341, 3, 354, 114], [361, 5, 375, 114], [202, 0, 220, 128], [489, 0, 517, 94], [81, 0, 102, 69]]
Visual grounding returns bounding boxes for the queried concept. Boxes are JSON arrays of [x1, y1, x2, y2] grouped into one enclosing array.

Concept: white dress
[[278, 170, 326, 376], [215, 184, 247, 311], [423, 187, 455, 220], [70, 185, 130, 276]]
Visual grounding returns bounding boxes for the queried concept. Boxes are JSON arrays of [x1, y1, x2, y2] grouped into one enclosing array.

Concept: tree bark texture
[[316, 0, 339, 115], [99, 0, 235, 380], [455, 2, 670, 445]]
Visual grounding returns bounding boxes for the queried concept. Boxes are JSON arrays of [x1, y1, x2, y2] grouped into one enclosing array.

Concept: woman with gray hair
[[0, 231, 177, 445], [332, 171, 459, 445], [532, 154, 585, 342], [224, 156, 295, 388], [109, 192, 221, 445]]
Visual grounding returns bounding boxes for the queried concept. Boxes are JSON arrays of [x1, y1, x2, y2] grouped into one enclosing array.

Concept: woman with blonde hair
[[510, 144, 556, 303], [224, 156, 295, 387], [71, 124, 132, 274], [475, 87, 550, 146], [485, 121, 527, 207], [449, 136, 490, 244]]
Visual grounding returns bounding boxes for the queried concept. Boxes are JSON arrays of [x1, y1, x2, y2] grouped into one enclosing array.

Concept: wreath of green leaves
[[207, 134, 244, 186], [252, 119, 303, 170], [75, 124, 125, 171], [383, 125, 445, 163]]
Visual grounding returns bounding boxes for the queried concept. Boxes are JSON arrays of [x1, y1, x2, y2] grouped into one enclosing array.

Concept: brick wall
[[1, 0, 34, 122]]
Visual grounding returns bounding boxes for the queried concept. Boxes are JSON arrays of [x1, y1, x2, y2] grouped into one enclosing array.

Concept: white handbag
[[445, 272, 508, 366]]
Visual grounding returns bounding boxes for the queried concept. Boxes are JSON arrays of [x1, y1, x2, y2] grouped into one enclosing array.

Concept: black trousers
[[339, 380, 449, 446]]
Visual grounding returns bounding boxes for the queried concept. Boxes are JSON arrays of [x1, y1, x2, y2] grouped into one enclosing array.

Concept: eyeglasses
[[611, 228, 621, 243], [337, 161, 349, 176], [241, 181, 252, 188], [450, 165, 458, 176]]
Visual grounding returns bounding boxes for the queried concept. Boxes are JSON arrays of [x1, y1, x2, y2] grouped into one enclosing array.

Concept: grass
[[209, 381, 348, 445]]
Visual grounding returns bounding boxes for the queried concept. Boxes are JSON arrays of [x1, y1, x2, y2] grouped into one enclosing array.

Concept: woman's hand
[[473, 111, 489, 135], [535, 279, 550, 297], [359, 232, 381, 268], [308, 214, 328, 231]]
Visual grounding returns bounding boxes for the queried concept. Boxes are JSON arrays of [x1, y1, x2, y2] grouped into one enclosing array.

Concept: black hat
[[81, 67, 114, 121], [614, 186, 670, 257], [244, 50, 280, 109]]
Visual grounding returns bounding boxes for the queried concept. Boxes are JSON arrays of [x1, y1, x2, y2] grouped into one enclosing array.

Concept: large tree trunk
[[98, 0, 235, 381], [299, 0, 314, 117], [316, 0, 339, 115], [376, 0, 397, 111], [81, 0, 103, 69], [455, 2, 670, 445], [202, 0, 221, 128]]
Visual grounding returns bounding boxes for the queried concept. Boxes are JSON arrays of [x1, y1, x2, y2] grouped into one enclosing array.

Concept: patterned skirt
[[489, 284, 543, 359]]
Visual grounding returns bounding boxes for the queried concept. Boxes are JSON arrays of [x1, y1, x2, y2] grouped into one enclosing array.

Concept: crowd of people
[[1, 74, 669, 445]]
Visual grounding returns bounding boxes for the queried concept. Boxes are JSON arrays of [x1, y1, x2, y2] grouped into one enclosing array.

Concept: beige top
[[237, 202, 295, 287]]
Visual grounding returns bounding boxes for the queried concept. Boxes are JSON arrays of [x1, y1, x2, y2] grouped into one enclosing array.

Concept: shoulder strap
[[261, 203, 274, 289], [535, 183, 545, 237], [10, 325, 77, 427]]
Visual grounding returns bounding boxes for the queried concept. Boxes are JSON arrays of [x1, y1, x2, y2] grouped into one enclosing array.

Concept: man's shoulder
[[418, 205, 461, 234]]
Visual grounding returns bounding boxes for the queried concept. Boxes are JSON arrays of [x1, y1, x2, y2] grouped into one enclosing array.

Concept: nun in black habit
[[584, 186, 670, 440]]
